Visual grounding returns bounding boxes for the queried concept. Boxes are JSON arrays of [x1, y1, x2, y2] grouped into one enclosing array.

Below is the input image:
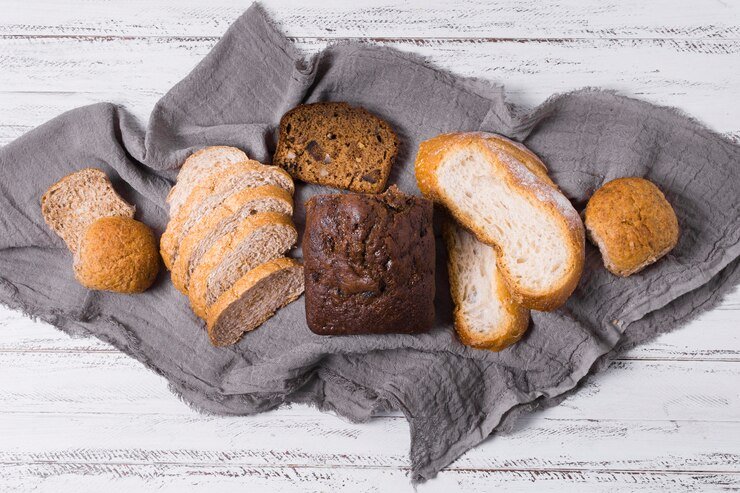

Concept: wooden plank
[[0, 346, 738, 421], [0, 0, 737, 40]]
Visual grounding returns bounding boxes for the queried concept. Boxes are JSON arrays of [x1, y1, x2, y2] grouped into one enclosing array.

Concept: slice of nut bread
[[170, 185, 293, 292], [188, 212, 297, 317], [206, 257, 304, 346], [41, 168, 135, 253], [167, 146, 247, 217], [273, 102, 399, 193], [160, 161, 294, 269], [444, 220, 529, 351], [416, 132, 585, 311]]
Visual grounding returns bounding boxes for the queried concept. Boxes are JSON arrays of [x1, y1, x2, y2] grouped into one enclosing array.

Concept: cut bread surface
[[170, 185, 293, 292], [160, 161, 294, 269], [444, 221, 529, 351], [416, 132, 584, 310], [187, 212, 297, 318], [206, 257, 304, 346], [41, 168, 135, 253], [167, 146, 247, 217]]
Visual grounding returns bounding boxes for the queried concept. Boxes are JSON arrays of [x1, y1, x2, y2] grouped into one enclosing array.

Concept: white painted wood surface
[[1, 1, 738, 491]]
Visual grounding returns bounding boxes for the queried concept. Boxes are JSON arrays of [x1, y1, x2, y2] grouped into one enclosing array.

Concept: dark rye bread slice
[[273, 102, 399, 193], [41, 168, 135, 253]]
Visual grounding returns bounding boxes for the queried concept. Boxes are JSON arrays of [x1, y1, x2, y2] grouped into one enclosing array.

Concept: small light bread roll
[[584, 177, 679, 277], [74, 216, 160, 293]]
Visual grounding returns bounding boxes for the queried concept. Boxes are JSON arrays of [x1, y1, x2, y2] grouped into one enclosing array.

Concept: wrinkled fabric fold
[[0, 3, 738, 482]]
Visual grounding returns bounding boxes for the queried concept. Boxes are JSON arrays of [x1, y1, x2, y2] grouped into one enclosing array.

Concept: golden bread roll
[[584, 177, 679, 277]]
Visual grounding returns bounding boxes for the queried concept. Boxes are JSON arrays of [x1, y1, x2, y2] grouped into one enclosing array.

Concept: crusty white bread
[[444, 221, 529, 351], [166, 146, 247, 217], [160, 161, 294, 269], [206, 257, 304, 346], [415, 132, 585, 311], [41, 168, 135, 253], [187, 212, 297, 318], [170, 185, 293, 293]]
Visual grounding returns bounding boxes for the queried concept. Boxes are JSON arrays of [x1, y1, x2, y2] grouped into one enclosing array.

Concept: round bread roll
[[74, 216, 160, 293], [584, 177, 679, 277]]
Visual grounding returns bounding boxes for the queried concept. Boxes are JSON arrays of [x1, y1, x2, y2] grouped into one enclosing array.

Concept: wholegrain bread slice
[[167, 146, 247, 217], [160, 161, 294, 269], [416, 132, 585, 311], [444, 221, 529, 351], [206, 257, 304, 346], [273, 102, 399, 193], [170, 185, 293, 292], [41, 168, 135, 253], [188, 212, 297, 317]]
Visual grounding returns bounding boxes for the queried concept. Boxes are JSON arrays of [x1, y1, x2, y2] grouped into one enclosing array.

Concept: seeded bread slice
[[170, 185, 293, 292], [206, 257, 304, 346], [188, 212, 297, 317], [273, 102, 399, 193], [444, 220, 529, 351], [41, 168, 135, 253], [160, 161, 294, 269], [167, 146, 247, 217]]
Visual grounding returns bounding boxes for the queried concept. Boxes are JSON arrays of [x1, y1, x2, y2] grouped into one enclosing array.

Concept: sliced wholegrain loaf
[[170, 186, 293, 292], [160, 161, 294, 269], [167, 146, 247, 217], [41, 168, 135, 253], [206, 257, 304, 346], [273, 102, 399, 193], [444, 221, 529, 351], [416, 132, 585, 311], [187, 212, 297, 317]]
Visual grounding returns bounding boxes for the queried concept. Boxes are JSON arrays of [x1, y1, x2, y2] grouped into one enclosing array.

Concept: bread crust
[[170, 185, 293, 292], [415, 132, 585, 311], [187, 212, 297, 318], [584, 177, 679, 277], [206, 257, 304, 346], [160, 160, 294, 269], [74, 216, 159, 293], [443, 221, 530, 351]]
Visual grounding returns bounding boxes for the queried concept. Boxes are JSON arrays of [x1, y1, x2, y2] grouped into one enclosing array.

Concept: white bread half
[[444, 221, 529, 351], [160, 161, 294, 269], [167, 146, 247, 217], [206, 257, 304, 346], [188, 212, 297, 318], [416, 132, 584, 311]]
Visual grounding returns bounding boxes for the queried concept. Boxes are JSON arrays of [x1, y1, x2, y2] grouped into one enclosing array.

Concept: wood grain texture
[[1, 1, 739, 491]]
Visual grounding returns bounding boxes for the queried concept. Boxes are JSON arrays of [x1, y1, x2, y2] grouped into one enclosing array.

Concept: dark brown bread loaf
[[303, 186, 435, 335], [273, 102, 399, 193]]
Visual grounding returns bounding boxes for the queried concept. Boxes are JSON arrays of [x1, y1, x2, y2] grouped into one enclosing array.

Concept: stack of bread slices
[[161, 146, 304, 346]]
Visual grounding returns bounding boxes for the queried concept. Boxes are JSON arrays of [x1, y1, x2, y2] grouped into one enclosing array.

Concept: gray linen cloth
[[1, 4, 738, 481]]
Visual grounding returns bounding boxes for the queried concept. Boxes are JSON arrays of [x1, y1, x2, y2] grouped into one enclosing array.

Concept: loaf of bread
[[41, 168, 159, 293], [303, 186, 435, 335], [206, 257, 304, 346], [584, 177, 679, 276], [273, 102, 399, 193], [415, 132, 585, 311], [444, 221, 529, 351]]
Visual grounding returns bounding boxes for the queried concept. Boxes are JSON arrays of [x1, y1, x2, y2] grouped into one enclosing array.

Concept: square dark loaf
[[303, 185, 435, 335], [273, 102, 399, 193]]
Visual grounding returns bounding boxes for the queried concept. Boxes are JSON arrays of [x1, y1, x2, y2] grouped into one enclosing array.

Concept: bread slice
[[206, 257, 304, 346], [187, 212, 297, 317], [160, 161, 294, 269], [415, 132, 585, 311], [170, 185, 293, 292], [273, 102, 399, 193], [167, 146, 247, 217], [444, 221, 529, 351], [41, 168, 135, 253]]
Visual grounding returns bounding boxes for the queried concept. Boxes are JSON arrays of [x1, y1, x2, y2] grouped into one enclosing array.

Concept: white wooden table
[[1, 1, 739, 491]]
